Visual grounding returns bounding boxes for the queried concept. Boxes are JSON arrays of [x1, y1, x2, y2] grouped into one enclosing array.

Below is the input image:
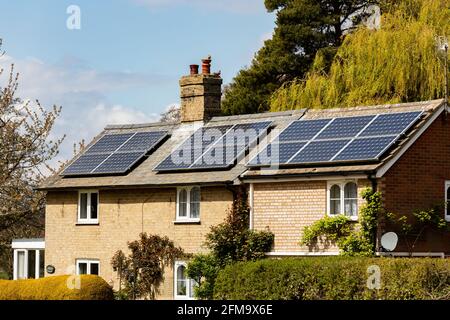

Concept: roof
[[39, 99, 446, 190], [242, 99, 446, 181], [38, 109, 305, 190]]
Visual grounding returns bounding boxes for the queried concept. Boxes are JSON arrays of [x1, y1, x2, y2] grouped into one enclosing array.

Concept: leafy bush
[[0, 275, 114, 300], [214, 257, 450, 300]]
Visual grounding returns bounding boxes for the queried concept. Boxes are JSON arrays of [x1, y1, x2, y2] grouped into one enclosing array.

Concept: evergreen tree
[[270, 0, 450, 111], [222, 0, 377, 115]]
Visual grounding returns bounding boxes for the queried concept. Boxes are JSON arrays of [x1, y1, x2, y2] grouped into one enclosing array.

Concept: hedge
[[214, 257, 450, 300], [0, 275, 114, 300]]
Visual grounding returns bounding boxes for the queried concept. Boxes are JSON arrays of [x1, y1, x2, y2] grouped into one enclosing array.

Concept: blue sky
[[0, 0, 275, 162]]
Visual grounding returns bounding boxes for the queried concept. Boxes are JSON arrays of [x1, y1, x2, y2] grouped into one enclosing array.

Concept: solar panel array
[[62, 131, 168, 176], [248, 111, 422, 167], [155, 121, 272, 172]]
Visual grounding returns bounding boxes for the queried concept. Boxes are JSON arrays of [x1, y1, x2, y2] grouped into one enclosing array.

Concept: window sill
[[76, 222, 99, 226], [173, 219, 201, 225]]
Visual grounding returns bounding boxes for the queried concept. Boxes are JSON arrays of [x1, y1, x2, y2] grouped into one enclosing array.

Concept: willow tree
[[0, 45, 63, 276], [270, 0, 450, 111]]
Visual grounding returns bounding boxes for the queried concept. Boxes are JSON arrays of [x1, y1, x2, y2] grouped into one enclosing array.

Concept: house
[[13, 57, 450, 299]]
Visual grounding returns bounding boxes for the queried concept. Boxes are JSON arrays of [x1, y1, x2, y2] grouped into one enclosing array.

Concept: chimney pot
[[190, 64, 199, 75], [202, 55, 212, 75]]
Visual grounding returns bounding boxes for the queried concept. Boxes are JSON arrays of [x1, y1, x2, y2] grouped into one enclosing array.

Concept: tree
[[270, 0, 450, 111], [111, 233, 187, 300], [160, 104, 180, 123], [222, 0, 378, 115], [0, 44, 63, 276]]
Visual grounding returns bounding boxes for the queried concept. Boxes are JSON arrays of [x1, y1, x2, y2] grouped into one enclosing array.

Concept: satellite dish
[[380, 232, 398, 252]]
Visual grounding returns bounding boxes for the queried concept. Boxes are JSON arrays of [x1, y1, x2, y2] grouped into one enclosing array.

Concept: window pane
[[80, 193, 88, 219], [90, 193, 98, 219], [447, 186, 450, 216], [78, 263, 88, 275], [189, 279, 197, 298], [177, 265, 187, 296], [90, 263, 99, 275], [39, 250, 45, 278], [330, 185, 340, 199], [330, 199, 340, 215], [190, 188, 200, 219], [344, 183, 357, 198], [17, 251, 26, 279], [179, 190, 187, 217], [344, 200, 358, 217], [28, 250, 36, 279]]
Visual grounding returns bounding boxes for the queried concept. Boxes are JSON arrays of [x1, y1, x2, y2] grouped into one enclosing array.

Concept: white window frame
[[76, 259, 100, 275], [327, 181, 359, 221], [77, 190, 99, 224], [445, 181, 450, 222], [176, 186, 201, 222], [13, 249, 44, 280], [174, 261, 196, 300]]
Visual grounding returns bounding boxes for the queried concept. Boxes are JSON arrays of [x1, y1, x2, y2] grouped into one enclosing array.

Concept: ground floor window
[[174, 261, 196, 300], [76, 259, 100, 275], [327, 181, 358, 220], [12, 239, 45, 280]]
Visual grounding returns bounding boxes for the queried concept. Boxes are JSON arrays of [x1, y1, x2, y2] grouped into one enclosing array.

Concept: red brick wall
[[380, 112, 450, 254]]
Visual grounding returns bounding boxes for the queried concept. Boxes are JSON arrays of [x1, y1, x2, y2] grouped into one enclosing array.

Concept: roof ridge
[[105, 121, 177, 130]]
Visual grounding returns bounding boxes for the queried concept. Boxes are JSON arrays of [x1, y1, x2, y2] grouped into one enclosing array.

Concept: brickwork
[[44, 186, 233, 299], [380, 113, 450, 253], [252, 179, 371, 253]]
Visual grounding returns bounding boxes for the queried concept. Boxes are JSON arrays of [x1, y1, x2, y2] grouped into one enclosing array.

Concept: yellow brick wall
[[44, 186, 233, 299], [252, 179, 371, 253]]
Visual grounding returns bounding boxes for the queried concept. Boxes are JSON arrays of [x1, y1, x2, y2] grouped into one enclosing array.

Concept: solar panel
[[62, 154, 111, 175], [155, 121, 272, 172], [317, 116, 374, 139], [85, 133, 134, 154], [62, 130, 168, 176], [278, 119, 331, 142], [333, 136, 398, 161], [93, 152, 145, 174], [247, 111, 423, 167], [359, 112, 422, 137], [289, 140, 350, 164]]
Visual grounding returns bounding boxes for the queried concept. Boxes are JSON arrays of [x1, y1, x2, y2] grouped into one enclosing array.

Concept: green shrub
[[214, 257, 450, 300], [0, 275, 114, 300]]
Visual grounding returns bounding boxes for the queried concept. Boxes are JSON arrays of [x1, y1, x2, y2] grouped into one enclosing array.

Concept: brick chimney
[[180, 56, 223, 123]]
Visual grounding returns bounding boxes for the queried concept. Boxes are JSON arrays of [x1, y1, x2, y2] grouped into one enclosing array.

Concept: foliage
[[111, 233, 186, 300], [222, 0, 378, 115], [160, 104, 180, 123], [0, 41, 63, 276], [301, 188, 380, 256], [187, 190, 274, 299], [0, 275, 114, 300], [214, 257, 450, 300], [270, 0, 450, 111], [384, 203, 450, 254]]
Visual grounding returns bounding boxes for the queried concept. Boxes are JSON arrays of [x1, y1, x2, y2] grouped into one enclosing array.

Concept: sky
[[0, 0, 275, 163]]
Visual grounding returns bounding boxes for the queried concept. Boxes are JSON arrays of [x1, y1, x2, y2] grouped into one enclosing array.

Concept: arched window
[[344, 182, 358, 217], [178, 189, 187, 218], [329, 184, 341, 215], [190, 187, 201, 218], [176, 264, 187, 296]]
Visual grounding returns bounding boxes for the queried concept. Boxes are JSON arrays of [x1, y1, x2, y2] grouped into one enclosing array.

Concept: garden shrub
[[214, 257, 450, 300], [0, 275, 114, 300]]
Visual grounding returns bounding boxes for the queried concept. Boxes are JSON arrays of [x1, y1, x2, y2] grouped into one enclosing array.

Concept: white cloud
[[0, 55, 164, 165], [132, 0, 264, 13]]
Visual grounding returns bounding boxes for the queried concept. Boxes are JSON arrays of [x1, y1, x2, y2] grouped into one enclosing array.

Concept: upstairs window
[[446, 181, 450, 221], [328, 182, 358, 220], [78, 191, 99, 224], [176, 187, 201, 222]]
